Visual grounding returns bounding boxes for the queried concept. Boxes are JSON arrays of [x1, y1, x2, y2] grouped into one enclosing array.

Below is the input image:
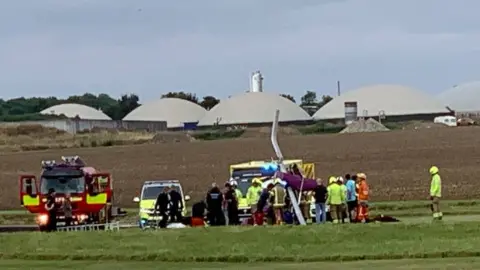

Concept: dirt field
[[1, 126, 479, 210]]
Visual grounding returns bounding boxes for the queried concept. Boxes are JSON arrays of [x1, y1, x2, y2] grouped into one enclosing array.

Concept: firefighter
[[246, 178, 262, 224], [356, 173, 370, 223], [224, 182, 239, 225], [272, 179, 286, 225], [206, 183, 225, 226], [429, 166, 443, 221], [337, 176, 348, 223], [345, 174, 358, 223], [168, 185, 183, 223], [327, 177, 345, 224], [45, 188, 58, 232], [229, 179, 243, 199], [299, 190, 311, 223], [155, 186, 170, 228]]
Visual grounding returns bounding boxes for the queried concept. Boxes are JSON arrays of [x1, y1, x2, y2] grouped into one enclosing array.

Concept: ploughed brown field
[[1, 127, 478, 210]]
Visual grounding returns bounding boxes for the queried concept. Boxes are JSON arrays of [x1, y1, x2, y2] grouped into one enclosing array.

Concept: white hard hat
[[229, 180, 238, 186], [337, 176, 344, 183]]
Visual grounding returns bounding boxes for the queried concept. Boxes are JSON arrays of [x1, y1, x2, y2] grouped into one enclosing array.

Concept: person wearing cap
[[326, 176, 345, 224], [246, 178, 262, 220], [429, 166, 442, 220], [356, 173, 369, 223]]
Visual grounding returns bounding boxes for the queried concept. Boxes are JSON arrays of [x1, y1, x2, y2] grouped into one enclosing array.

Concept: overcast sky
[[1, 0, 479, 102]]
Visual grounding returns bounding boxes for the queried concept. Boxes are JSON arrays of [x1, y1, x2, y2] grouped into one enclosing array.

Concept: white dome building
[[40, 103, 111, 120], [123, 98, 207, 128], [198, 92, 311, 126], [313, 84, 450, 121], [437, 81, 480, 112]]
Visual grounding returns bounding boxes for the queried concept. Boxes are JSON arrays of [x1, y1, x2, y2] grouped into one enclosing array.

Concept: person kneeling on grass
[[191, 201, 207, 227]]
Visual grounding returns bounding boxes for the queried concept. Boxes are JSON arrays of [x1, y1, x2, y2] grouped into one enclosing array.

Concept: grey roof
[[40, 103, 111, 120], [437, 81, 480, 112], [122, 98, 207, 128], [198, 92, 311, 126], [313, 84, 450, 120]]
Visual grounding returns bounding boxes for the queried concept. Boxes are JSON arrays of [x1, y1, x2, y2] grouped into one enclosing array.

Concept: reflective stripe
[[86, 193, 107, 204], [23, 195, 39, 206]]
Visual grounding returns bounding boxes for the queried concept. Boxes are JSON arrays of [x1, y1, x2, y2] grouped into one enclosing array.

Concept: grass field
[[0, 258, 477, 269], [2, 222, 480, 262]]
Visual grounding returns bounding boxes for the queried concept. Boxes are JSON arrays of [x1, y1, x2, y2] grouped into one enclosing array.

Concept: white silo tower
[[250, 71, 263, 92]]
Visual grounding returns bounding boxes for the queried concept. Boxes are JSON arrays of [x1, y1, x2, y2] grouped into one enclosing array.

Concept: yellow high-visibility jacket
[[327, 183, 346, 205], [430, 174, 442, 197], [246, 186, 262, 205]]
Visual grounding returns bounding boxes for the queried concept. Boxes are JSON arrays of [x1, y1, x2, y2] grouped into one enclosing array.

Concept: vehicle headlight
[[36, 214, 49, 225]]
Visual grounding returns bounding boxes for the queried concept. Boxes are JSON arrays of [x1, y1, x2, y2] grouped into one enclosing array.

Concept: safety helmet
[[252, 178, 262, 184], [337, 176, 344, 183], [429, 166, 439, 175], [328, 176, 337, 184], [357, 173, 367, 179], [230, 180, 238, 186]]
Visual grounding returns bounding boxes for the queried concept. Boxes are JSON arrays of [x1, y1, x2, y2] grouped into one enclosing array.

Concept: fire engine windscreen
[[40, 176, 85, 195], [142, 185, 180, 200]]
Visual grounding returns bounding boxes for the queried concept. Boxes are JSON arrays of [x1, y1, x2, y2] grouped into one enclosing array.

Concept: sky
[[1, 0, 479, 102]]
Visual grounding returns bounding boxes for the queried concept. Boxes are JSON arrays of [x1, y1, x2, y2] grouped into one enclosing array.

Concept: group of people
[[154, 186, 184, 228]]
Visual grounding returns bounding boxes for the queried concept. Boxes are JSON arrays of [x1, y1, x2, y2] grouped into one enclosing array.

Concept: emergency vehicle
[[133, 180, 190, 229], [229, 160, 315, 219], [19, 156, 118, 231]]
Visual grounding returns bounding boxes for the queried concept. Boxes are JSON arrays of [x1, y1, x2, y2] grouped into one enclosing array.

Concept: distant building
[[40, 103, 111, 120], [313, 84, 452, 123], [123, 97, 207, 129], [197, 92, 312, 127], [437, 81, 480, 117]]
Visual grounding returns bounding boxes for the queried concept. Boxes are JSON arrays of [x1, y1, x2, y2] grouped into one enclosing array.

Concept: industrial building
[[40, 103, 111, 120], [437, 81, 480, 116], [313, 84, 452, 122], [198, 71, 312, 127], [122, 97, 207, 129]]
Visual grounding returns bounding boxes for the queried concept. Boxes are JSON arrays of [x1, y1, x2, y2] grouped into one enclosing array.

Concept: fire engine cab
[[19, 155, 115, 230]]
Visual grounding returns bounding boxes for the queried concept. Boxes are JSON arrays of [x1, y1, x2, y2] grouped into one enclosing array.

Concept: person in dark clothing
[[313, 179, 328, 224], [224, 182, 239, 225], [206, 183, 225, 226], [168, 186, 183, 223], [191, 201, 207, 227], [155, 186, 170, 228], [45, 188, 58, 232], [255, 183, 274, 225]]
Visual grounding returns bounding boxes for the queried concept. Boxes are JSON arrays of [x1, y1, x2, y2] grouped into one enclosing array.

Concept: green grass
[[1, 258, 479, 270], [2, 222, 480, 262]]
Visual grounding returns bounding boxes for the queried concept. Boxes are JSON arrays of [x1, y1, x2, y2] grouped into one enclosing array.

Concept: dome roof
[[40, 103, 111, 120], [437, 81, 480, 112], [313, 84, 450, 120], [198, 92, 311, 126], [122, 98, 207, 128]]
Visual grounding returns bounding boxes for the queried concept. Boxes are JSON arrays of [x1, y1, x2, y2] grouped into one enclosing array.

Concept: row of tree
[[0, 91, 333, 121]]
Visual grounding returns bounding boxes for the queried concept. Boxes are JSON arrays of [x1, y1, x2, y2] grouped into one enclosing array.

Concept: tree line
[[0, 91, 332, 121]]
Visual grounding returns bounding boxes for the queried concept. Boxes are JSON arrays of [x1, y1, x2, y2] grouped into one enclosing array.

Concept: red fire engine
[[19, 156, 117, 230]]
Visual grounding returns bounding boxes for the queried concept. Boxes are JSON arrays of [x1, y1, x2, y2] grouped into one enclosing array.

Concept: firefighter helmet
[[429, 166, 439, 175]]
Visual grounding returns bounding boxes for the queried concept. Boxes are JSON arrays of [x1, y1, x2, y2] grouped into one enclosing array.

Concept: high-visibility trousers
[[356, 201, 369, 222]]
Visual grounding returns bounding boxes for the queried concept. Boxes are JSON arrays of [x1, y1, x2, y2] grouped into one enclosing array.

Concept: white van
[[434, 116, 457, 127]]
